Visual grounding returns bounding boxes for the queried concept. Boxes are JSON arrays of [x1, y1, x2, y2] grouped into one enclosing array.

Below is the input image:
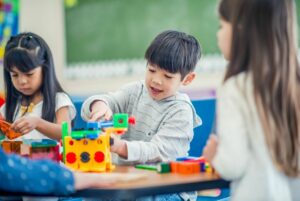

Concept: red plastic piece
[[128, 116, 136, 125], [66, 152, 76, 163], [116, 130, 125, 135], [94, 151, 105, 162]]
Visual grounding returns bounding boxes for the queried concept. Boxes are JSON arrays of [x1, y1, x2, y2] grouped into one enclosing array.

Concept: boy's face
[[145, 64, 195, 101]]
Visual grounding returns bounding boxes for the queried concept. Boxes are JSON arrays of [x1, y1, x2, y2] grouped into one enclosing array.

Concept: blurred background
[[0, 0, 299, 98]]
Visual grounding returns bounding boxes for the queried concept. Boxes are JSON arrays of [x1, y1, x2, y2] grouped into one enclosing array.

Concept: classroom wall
[[0, 0, 65, 94], [0, 0, 225, 97]]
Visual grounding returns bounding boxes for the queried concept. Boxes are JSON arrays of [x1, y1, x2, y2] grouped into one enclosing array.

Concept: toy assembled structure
[[61, 113, 135, 172]]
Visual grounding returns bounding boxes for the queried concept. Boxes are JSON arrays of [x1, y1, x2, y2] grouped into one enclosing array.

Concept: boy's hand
[[203, 134, 218, 164], [110, 136, 128, 159], [89, 100, 113, 121], [11, 116, 39, 135]]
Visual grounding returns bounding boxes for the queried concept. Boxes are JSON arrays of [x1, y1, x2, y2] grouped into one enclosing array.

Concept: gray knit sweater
[[81, 81, 201, 165]]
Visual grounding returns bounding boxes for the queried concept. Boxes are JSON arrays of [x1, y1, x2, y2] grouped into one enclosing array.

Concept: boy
[[81, 30, 201, 200]]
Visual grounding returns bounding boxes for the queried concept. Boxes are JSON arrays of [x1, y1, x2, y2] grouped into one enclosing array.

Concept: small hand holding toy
[[0, 119, 23, 140]]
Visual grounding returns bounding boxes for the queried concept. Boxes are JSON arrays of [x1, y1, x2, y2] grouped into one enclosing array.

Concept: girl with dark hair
[[203, 0, 300, 200], [0, 32, 76, 141]]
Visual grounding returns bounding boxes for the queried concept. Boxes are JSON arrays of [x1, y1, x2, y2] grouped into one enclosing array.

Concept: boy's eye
[[164, 75, 173, 79], [10, 73, 18, 77], [148, 68, 155, 73], [26, 73, 34, 76]]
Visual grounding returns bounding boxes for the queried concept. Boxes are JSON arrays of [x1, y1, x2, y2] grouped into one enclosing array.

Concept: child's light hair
[[219, 0, 300, 176]]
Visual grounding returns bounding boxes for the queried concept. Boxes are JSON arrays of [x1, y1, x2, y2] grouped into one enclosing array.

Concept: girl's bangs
[[5, 49, 41, 72]]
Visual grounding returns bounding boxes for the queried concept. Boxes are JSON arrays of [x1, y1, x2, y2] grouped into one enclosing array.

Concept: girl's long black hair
[[3, 32, 65, 122]]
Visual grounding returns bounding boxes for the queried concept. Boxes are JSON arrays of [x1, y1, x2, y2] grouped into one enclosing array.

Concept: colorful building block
[[1, 140, 22, 154], [1, 139, 59, 162], [0, 119, 22, 140], [61, 113, 135, 172], [20, 139, 60, 162]]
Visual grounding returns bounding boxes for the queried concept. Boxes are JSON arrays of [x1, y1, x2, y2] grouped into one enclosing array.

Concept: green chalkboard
[[65, 0, 300, 64], [65, 0, 219, 63]]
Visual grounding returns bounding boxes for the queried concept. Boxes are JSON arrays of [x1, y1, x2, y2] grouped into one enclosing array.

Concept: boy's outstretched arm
[[81, 82, 140, 121], [89, 100, 113, 121], [111, 104, 197, 163]]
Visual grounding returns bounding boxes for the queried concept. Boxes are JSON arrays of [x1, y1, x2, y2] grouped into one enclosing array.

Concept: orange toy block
[[0, 120, 22, 140], [2, 141, 23, 154], [177, 162, 200, 175]]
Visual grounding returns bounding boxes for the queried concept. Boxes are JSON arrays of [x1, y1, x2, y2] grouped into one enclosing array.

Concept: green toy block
[[23, 139, 57, 148], [0, 130, 5, 140], [113, 113, 128, 128], [62, 122, 69, 138], [157, 162, 171, 173], [71, 130, 86, 139]]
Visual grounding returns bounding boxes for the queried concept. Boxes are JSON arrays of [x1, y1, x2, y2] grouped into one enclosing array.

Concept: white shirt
[[0, 92, 76, 140], [213, 72, 299, 201]]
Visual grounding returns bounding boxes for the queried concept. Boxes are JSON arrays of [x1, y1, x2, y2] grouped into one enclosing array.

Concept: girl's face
[[9, 66, 43, 96], [217, 18, 232, 60]]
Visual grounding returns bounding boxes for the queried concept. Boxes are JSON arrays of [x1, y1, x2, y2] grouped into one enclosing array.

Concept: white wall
[[19, 0, 65, 82], [0, 0, 64, 94]]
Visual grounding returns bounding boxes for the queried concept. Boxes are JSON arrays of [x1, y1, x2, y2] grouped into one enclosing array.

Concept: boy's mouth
[[150, 86, 163, 95]]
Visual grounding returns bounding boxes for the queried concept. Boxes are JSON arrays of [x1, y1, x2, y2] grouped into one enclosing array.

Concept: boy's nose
[[152, 78, 162, 85]]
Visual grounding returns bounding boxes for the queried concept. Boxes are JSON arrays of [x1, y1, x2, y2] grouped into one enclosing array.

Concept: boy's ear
[[182, 72, 196, 86]]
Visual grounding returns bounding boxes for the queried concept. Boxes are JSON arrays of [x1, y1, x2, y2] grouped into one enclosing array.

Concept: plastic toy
[[20, 139, 60, 162], [61, 113, 135, 172], [1, 138, 60, 162], [1, 140, 22, 154], [0, 91, 4, 107], [0, 119, 60, 161], [135, 156, 214, 175], [0, 119, 22, 140]]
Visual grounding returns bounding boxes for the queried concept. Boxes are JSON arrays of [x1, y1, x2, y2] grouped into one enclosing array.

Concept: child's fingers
[[104, 109, 113, 121], [11, 119, 24, 132], [19, 128, 29, 135], [89, 111, 104, 121]]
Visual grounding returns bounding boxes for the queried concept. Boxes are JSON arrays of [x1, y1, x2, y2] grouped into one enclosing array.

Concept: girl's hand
[[89, 100, 113, 121], [11, 116, 39, 135], [203, 134, 218, 164]]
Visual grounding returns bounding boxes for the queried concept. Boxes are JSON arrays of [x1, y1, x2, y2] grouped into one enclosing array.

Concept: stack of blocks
[[169, 156, 214, 174], [136, 156, 214, 175], [61, 113, 135, 172], [0, 119, 60, 162]]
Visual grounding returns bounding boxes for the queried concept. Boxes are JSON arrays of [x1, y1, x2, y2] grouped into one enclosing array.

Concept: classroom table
[[0, 165, 229, 200]]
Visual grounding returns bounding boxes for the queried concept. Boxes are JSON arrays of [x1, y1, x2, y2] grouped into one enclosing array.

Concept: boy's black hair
[[3, 32, 65, 123], [145, 30, 201, 80]]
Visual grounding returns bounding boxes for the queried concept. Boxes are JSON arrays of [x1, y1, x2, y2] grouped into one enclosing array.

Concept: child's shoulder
[[218, 72, 253, 104], [165, 93, 194, 110], [55, 92, 71, 100], [221, 72, 252, 92], [55, 92, 74, 106]]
